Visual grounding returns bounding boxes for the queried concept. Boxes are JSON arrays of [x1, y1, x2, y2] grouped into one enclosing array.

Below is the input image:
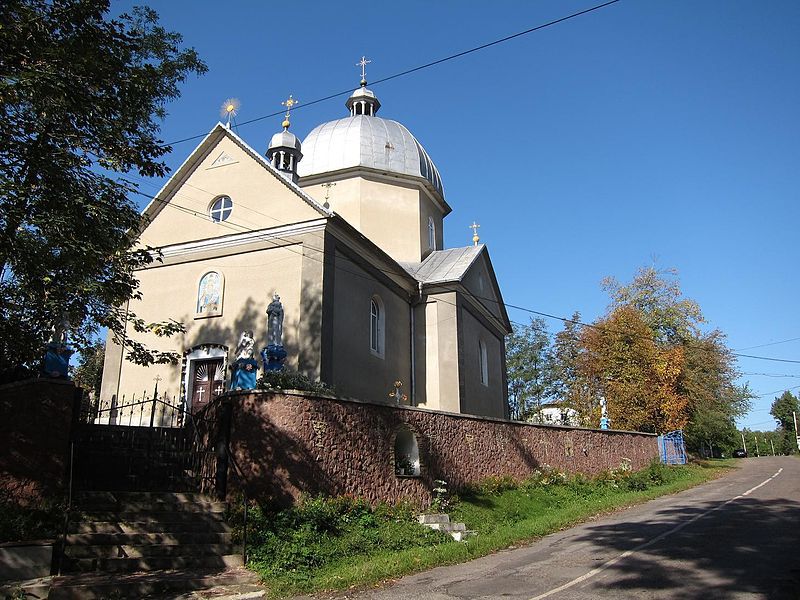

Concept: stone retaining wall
[[223, 391, 659, 506], [0, 379, 79, 504]]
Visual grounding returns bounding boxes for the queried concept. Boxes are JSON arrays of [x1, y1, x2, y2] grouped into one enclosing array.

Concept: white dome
[[297, 115, 444, 200]]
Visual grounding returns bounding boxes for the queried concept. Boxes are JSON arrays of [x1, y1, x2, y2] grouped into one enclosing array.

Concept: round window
[[209, 196, 233, 222]]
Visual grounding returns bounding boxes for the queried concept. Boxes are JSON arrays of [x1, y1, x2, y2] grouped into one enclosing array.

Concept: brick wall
[[0, 379, 79, 505], [223, 391, 659, 506]]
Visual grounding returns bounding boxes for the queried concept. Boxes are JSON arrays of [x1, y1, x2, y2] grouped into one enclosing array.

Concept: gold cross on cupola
[[470, 221, 481, 246], [357, 55, 371, 85], [281, 94, 298, 129]]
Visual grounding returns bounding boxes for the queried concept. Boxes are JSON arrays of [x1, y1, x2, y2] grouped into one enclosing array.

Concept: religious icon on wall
[[197, 271, 222, 314]]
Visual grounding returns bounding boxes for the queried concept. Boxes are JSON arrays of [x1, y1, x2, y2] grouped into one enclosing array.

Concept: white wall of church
[[140, 136, 322, 249], [459, 306, 506, 419], [101, 244, 305, 403], [415, 294, 461, 414], [329, 249, 412, 403], [303, 175, 443, 264]]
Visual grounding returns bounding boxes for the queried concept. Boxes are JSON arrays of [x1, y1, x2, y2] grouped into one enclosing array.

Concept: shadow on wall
[[227, 395, 430, 507], [571, 493, 800, 599], [181, 290, 323, 387]]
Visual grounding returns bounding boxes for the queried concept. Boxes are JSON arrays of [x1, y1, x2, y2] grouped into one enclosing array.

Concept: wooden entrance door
[[191, 359, 224, 414]]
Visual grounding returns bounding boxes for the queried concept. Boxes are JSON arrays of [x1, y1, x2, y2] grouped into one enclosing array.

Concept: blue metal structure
[[658, 430, 687, 465]]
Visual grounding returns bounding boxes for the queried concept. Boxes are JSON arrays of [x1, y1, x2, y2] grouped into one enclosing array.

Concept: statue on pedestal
[[599, 396, 610, 430], [230, 330, 258, 390], [266, 293, 284, 346], [43, 312, 73, 379], [262, 293, 287, 371]]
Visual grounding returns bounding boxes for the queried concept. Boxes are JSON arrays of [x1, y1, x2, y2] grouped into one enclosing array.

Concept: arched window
[[370, 296, 385, 357], [479, 339, 488, 386], [209, 195, 233, 222], [428, 217, 436, 250], [394, 426, 421, 477], [196, 271, 223, 316]]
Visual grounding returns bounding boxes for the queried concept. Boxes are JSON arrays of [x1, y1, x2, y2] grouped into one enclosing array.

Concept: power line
[[131, 182, 800, 370], [734, 336, 800, 352], [741, 372, 800, 379], [161, 0, 623, 148], [735, 353, 800, 365]]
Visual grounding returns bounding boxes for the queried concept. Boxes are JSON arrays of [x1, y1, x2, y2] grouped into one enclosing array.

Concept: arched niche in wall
[[394, 425, 421, 477]]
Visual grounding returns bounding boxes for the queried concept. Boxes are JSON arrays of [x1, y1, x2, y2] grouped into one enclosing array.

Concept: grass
[[240, 459, 734, 598]]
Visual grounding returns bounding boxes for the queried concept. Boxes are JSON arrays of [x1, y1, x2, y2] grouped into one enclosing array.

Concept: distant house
[[528, 401, 580, 427]]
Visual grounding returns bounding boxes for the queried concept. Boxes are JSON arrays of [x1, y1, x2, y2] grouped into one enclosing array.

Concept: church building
[[100, 72, 512, 419]]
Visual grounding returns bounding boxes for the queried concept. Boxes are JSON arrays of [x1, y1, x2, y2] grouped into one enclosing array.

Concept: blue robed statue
[[230, 330, 258, 390]]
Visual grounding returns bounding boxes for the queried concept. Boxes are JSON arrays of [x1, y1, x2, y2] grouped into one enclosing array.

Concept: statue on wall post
[[599, 396, 610, 430], [261, 293, 287, 371], [230, 330, 258, 390], [43, 311, 73, 379]]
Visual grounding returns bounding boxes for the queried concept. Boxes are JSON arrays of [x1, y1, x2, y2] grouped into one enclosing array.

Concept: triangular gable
[[459, 248, 512, 334], [140, 123, 331, 240], [407, 245, 511, 334]]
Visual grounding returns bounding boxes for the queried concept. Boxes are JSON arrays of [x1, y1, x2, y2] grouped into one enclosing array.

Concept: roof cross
[[357, 55, 371, 85], [281, 94, 298, 129], [470, 221, 481, 246]]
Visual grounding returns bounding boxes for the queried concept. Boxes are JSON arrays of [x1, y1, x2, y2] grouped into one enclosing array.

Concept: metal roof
[[297, 115, 445, 200], [402, 245, 484, 284]]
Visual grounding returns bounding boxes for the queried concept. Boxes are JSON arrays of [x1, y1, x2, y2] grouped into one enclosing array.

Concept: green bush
[[0, 495, 63, 543], [257, 370, 334, 394], [241, 496, 450, 586]]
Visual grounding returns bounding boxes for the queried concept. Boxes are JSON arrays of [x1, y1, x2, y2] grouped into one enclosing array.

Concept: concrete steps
[[49, 567, 261, 599], [418, 513, 476, 542], [52, 491, 258, 598]]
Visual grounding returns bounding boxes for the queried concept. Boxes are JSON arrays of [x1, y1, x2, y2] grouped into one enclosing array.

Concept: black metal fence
[[71, 393, 218, 494], [84, 392, 185, 428]]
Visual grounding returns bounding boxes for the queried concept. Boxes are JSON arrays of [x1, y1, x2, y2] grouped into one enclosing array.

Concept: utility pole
[[770, 439, 776, 456], [741, 431, 748, 455], [794, 411, 799, 452], [753, 434, 760, 457]]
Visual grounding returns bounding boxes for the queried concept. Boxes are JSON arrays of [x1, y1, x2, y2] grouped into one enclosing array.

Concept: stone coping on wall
[[0, 377, 76, 393], [222, 388, 657, 437]]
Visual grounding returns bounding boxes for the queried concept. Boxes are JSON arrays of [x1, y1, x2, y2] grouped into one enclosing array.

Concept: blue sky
[[120, 0, 800, 431]]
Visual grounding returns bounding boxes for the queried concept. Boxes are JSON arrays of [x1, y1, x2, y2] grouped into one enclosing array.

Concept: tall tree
[[770, 391, 799, 454], [551, 312, 594, 426], [680, 330, 752, 449], [770, 391, 799, 431], [602, 266, 704, 344], [0, 0, 206, 372], [506, 318, 553, 421], [580, 305, 688, 433], [72, 340, 105, 398]]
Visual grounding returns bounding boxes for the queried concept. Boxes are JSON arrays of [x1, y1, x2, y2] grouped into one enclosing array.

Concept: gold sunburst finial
[[470, 221, 481, 246], [281, 94, 298, 129], [220, 98, 241, 127]]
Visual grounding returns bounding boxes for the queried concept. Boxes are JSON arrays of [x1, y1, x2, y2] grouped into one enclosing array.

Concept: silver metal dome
[[268, 129, 301, 153], [297, 115, 444, 200]]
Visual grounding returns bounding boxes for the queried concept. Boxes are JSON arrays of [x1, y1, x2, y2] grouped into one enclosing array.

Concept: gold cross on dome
[[282, 94, 298, 117], [281, 94, 298, 128], [357, 55, 371, 83], [470, 221, 481, 246]]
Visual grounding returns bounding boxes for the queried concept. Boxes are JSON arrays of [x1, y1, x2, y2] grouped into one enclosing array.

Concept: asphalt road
[[311, 457, 800, 600]]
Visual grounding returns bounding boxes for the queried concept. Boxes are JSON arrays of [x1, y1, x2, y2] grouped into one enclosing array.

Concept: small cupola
[[346, 56, 381, 116], [266, 95, 303, 183]]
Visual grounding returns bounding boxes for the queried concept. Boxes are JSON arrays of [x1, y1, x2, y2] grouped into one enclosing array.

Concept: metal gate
[[658, 430, 687, 465], [71, 394, 217, 493]]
